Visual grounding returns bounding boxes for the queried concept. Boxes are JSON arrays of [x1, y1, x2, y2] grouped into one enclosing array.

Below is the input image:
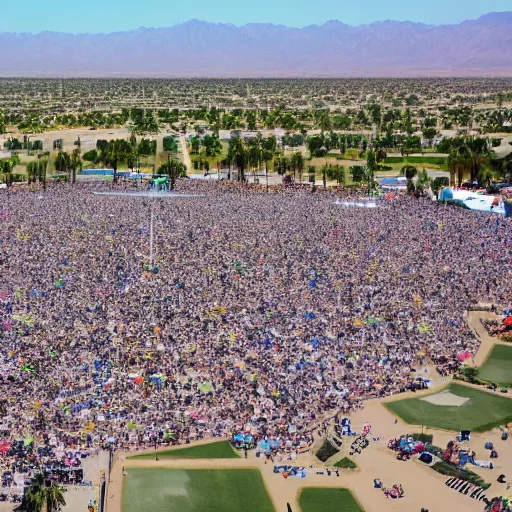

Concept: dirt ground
[[105, 312, 512, 512]]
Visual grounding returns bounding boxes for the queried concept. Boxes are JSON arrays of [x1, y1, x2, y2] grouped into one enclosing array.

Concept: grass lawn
[[129, 440, 240, 460], [385, 383, 512, 432], [478, 345, 512, 386], [299, 488, 363, 512], [122, 469, 274, 512], [333, 457, 358, 469]]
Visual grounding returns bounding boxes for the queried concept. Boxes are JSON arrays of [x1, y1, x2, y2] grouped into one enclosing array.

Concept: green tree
[[227, 137, 248, 182], [448, 143, 474, 186], [190, 136, 201, 155], [202, 135, 222, 158], [70, 148, 82, 184], [159, 159, 187, 190], [83, 150, 99, 164], [401, 165, 418, 179], [422, 127, 437, 147], [54, 151, 71, 180], [25, 473, 66, 512], [0, 156, 19, 187], [290, 152, 305, 183], [0, 109, 6, 134], [100, 139, 131, 183], [307, 135, 326, 158]]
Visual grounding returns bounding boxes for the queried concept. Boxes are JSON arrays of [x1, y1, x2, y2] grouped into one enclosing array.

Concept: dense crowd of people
[[0, 180, 511, 463]]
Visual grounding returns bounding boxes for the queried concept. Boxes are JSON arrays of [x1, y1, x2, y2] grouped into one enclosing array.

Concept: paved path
[[467, 310, 509, 366], [180, 135, 192, 174]]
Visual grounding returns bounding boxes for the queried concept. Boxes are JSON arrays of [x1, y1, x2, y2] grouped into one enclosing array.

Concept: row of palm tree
[[225, 135, 309, 185], [0, 155, 20, 187], [26, 158, 49, 188], [447, 137, 492, 186], [55, 137, 152, 184], [54, 148, 82, 184]]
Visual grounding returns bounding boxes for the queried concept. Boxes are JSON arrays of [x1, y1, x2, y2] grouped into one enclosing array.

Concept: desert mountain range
[[0, 12, 511, 77]]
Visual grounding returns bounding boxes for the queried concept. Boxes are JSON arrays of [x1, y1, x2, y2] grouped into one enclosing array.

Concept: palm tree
[[248, 142, 261, 183], [0, 155, 20, 187], [54, 151, 71, 181], [290, 152, 304, 184], [70, 148, 82, 184], [448, 143, 474, 186], [159, 159, 187, 190], [45, 482, 67, 512], [100, 139, 129, 183], [227, 138, 248, 182], [25, 473, 66, 512], [24, 473, 46, 512]]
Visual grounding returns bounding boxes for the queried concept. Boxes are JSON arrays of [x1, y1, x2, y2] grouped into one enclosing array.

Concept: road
[[180, 135, 192, 174]]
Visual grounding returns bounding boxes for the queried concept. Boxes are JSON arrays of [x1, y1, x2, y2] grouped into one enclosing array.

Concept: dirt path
[[107, 313, 512, 512], [467, 310, 509, 366], [113, 434, 486, 512], [180, 135, 192, 174]]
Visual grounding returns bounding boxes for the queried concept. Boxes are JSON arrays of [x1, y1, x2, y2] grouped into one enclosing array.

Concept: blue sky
[[1, 0, 510, 33]]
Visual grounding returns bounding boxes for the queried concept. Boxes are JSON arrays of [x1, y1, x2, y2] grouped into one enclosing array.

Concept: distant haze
[[1, 13, 512, 77]]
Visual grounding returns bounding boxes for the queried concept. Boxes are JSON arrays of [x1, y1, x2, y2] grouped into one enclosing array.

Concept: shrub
[[316, 439, 340, 462], [432, 177, 449, 193], [411, 433, 433, 444], [459, 367, 479, 380], [431, 461, 491, 490], [10, 174, 26, 183], [333, 457, 357, 469], [83, 149, 99, 163]]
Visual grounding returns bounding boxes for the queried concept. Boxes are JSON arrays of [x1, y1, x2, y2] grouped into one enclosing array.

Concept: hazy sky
[[1, 0, 510, 33]]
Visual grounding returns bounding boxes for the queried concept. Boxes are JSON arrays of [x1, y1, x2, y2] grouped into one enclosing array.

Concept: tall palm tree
[[0, 155, 20, 187], [45, 482, 67, 512], [54, 151, 71, 182], [227, 138, 248, 182], [24, 473, 66, 512], [448, 144, 474, 186], [248, 143, 261, 183], [290, 152, 305, 184], [24, 473, 46, 512], [101, 139, 129, 183], [70, 148, 82, 185]]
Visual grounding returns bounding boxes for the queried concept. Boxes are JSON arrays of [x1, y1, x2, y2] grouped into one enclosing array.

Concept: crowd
[[0, 179, 511, 462]]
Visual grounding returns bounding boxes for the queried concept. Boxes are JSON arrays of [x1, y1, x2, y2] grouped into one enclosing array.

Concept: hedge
[[431, 461, 491, 489], [384, 156, 447, 165], [411, 433, 433, 444]]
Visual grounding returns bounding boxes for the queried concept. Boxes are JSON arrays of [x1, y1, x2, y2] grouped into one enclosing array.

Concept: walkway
[[467, 310, 510, 366], [180, 135, 192, 174]]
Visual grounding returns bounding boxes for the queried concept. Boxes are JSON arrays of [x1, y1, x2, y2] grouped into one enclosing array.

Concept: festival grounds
[[114, 312, 512, 512]]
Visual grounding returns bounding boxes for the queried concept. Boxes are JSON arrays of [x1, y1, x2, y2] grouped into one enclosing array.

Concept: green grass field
[[299, 488, 363, 512], [478, 345, 512, 386], [385, 383, 512, 432], [129, 441, 240, 460], [122, 469, 275, 512]]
